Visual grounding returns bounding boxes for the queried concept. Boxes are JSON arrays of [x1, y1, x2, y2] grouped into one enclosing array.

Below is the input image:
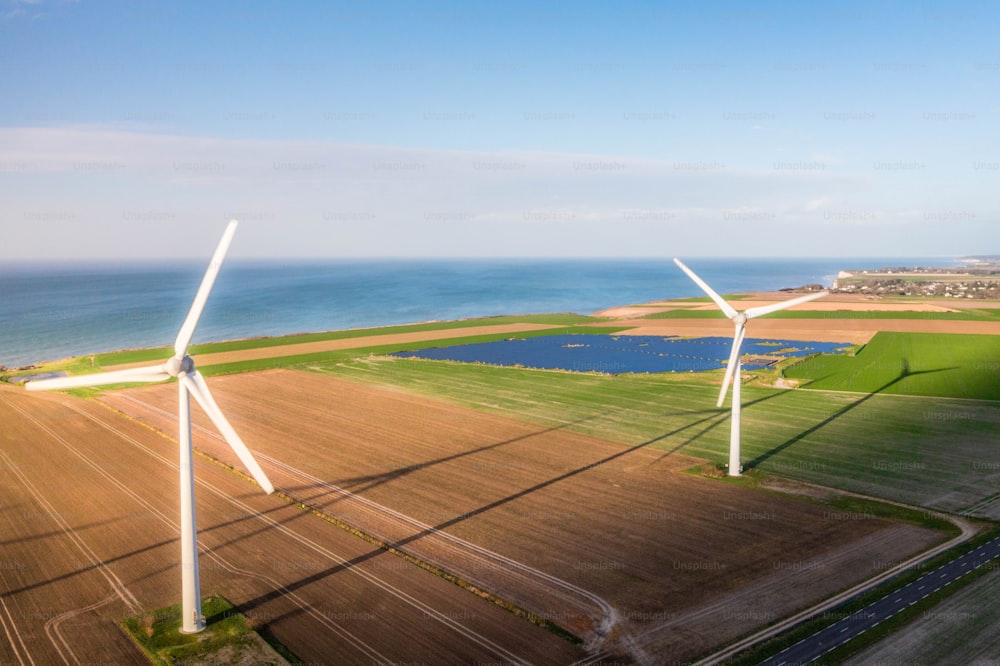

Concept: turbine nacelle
[[164, 355, 195, 378], [673, 257, 828, 407]]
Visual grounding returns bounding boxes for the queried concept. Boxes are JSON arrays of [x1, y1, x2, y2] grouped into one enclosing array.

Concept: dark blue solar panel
[[392, 334, 850, 375]]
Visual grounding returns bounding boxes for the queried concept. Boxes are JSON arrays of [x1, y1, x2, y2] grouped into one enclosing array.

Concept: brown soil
[[594, 291, 998, 320], [686, 299, 958, 312], [0, 383, 584, 666], [100, 370, 946, 663], [599, 318, 1000, 344]]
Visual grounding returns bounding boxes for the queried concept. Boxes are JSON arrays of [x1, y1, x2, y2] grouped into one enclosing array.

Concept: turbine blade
[[173, 220, 239, 359], [180, 371, 274, 494], [745, 290, 829, 319], [717, 324, 746, 407], [673, 258, 739, 320], [25, 364, 170, 391]]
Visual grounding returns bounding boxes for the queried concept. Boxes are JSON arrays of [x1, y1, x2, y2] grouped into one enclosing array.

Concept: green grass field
[[307, 353, 1000, 517], [10, 304, 999, 663], [3, 313, 621, 381], [92, 313, 604, 365], [784, 331, 1000, 401], [9, 312, 1000, 516]]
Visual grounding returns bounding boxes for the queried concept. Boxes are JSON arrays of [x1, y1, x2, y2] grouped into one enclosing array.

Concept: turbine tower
[[673, 258, 828, 476], [26, 220, 273, 633]]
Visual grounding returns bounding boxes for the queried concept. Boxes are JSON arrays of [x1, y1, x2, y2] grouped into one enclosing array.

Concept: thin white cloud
[[0, 126, 975, 259]]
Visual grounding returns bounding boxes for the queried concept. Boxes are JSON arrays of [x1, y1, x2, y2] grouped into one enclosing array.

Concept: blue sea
[[0, 257, 954, 368]]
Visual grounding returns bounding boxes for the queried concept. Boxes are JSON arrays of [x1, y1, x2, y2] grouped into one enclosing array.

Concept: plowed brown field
[[592, 292, 1000, 343], [593, 292, 998, 319], [100, 370, 945, 663], [599, 318, 1000, 344], [0, 383, 585, 666]]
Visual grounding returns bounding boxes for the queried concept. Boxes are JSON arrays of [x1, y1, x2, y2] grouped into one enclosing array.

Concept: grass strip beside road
[[721, 522, 1000, 665]]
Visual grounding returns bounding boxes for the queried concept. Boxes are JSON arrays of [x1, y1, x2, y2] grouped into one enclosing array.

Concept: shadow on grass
[[234, 389, 796, 622], [650, 389, 794, 465], [746, 360, 956, 471]]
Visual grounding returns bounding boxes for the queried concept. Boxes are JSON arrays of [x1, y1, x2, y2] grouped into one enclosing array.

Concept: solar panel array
[[392, 334, 850, 375]]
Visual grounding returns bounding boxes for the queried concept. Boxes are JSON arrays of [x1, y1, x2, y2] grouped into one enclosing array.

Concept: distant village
[[831, 257, 1000, 299]]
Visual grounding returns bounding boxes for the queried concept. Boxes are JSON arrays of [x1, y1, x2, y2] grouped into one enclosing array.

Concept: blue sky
[[1, 0, 997, 259]]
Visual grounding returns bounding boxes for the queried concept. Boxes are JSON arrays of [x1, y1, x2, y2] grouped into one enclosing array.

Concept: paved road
[[762, 535, 1000, 664]]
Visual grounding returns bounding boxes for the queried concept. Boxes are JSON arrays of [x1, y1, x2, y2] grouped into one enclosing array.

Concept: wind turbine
[[26, 220, 273, 633], [673, 258, 828, 476]]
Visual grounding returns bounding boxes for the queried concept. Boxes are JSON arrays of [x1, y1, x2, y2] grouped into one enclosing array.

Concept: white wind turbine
[[26, 220, 273, 633], [673, 258, 828, 476]]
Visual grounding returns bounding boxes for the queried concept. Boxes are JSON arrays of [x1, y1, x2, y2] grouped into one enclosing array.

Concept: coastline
[[8, 288, 1000, 375], [0, 253, 1000, 369], [0, 257, 960, 369]]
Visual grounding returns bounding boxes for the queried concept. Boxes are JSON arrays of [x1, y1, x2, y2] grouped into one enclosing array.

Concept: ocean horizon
[[0, 256, 956, 368]]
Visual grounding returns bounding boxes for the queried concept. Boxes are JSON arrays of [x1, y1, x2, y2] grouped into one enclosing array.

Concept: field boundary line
[[103, 392, 599, 659], [110, 389, 619, 651], [65, 399, 393, 664], [260, 452, 617, 648], [76, 397, 529, 665], [795, 386, 1000, 405]]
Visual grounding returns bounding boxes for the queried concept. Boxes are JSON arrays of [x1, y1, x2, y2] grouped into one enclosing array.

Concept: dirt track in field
[[596, 298, 960, 319], [105, 322, 561, 371], [598, 318, 1000, 344], [0, 383, 585, 666], [101, 369, 945, 663], [594, 292, 998, 320], [593, 292, 1000, 343], [597, 292, 1000, 344]]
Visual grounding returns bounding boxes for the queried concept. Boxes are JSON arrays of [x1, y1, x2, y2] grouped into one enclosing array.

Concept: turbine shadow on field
[[284, 412, 614, 502], [651, 389, 789, 464], [746, 361, 955, 470], [3, 532, 177, 597], [236, 392, 794, 620], [197, 499, 317, 552], [0, 518, 122, 548], [6, 497, 327, 599]]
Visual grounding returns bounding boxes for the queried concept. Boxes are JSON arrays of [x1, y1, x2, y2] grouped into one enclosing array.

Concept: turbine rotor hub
[[734, 312, 748, 326], [164, 355, 196, 377]]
